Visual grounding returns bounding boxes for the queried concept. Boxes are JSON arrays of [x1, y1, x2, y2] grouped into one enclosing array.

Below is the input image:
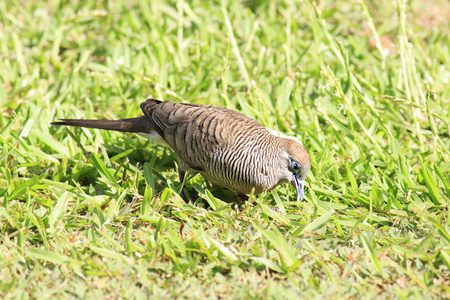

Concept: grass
[[1, 0, 450, 298]]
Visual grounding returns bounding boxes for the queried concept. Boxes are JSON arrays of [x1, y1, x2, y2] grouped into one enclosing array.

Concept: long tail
[[51, 116, 152, 133]]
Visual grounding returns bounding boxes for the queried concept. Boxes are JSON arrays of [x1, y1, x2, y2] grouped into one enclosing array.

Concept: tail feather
[[51, 116, 152, 133]]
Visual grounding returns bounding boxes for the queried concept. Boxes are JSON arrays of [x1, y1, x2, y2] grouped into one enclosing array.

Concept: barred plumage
[[52, 99, 311, 202]]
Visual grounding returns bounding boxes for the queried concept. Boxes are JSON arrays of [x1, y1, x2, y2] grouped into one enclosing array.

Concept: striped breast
[[141, 99, 286, 194]]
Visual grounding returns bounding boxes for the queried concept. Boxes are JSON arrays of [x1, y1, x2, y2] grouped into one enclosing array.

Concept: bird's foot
[[180, 189, 200, 203]]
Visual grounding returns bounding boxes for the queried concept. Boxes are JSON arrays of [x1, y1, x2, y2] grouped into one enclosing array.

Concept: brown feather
[[52, 99, 311, 200]]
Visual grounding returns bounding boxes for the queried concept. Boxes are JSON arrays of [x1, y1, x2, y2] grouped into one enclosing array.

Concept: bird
[[52, 99, 311, 202]]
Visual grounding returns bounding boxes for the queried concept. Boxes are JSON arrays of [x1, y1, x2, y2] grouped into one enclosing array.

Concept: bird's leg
[[178, 168, 189, 203], [230, 192, 248, 210], [237, 193, 248, 202], [177, 167, 200, 203]]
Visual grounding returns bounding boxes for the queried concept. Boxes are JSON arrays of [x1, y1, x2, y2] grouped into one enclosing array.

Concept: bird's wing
[[141, 99, 202, 139], [140, 99, 210, 171], [140, 99, 166, 137], [140, 99, 267, 174]]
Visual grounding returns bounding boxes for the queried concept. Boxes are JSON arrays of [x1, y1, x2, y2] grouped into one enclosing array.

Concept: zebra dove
[[52, 99, 311, 202]]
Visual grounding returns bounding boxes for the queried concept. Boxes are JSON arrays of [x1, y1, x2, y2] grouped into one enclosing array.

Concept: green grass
[[1, 0, 450, 298]]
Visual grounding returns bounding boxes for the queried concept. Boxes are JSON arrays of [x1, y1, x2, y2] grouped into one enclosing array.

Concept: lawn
[[1, 0, 450, 298]]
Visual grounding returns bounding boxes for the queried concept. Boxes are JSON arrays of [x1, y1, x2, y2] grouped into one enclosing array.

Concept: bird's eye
[[291, 161, 300, 171]]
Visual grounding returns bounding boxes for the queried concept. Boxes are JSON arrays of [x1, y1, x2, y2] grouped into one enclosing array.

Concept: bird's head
[[278, 138, 311, 201]]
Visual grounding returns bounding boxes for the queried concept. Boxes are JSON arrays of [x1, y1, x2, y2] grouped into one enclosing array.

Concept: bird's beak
[[293, 175, 305, 202]]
